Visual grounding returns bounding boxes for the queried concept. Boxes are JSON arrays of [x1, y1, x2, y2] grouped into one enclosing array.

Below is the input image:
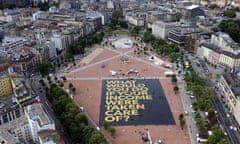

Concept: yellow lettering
[[105, 116, 115, 122]]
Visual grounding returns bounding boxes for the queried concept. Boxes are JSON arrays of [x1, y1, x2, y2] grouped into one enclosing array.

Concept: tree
[[71, 87, 76, 93], [39, 79, 44, 84], [223, 9, 236, 18], [219, 20, 240, 43], [119, 20, 128, 29], [62, 76, 66, 82], [209, 4, 218, 9], [108, 127, 116, 136], [171, 75, 177, 83], [179, 113, 184, 120], [37, 62, 49, 76], [206, 125, 225, 144], [112, 10, 123, 20], [143, 30, 155, 43], [69, 123, 81, 142], [129, 26, 141, 36], [88, 132, 106, 144], [103, 121, 109, 130], [180, 119, 185, 129], [69, 83, 73, 88], [75, 113, 88, 125], [173, 86, 179, 94]]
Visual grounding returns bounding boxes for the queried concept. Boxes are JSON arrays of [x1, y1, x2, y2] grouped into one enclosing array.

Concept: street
[[185, 52, 240, 144]]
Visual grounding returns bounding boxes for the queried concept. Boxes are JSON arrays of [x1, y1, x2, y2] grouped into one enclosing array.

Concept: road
[[185, 52, 240, 144], [212, 95, 240, 144]]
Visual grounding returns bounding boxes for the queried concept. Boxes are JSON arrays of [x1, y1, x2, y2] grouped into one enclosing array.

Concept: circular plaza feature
[[112, 37, 133, 49]]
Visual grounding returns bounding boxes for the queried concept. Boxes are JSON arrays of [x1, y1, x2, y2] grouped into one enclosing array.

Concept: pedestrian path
[[80, 48, 104, 64]]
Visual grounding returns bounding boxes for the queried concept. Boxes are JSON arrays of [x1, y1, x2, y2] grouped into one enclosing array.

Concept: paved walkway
[[69, 46, 168, 76], [80, 48, 104, 64]]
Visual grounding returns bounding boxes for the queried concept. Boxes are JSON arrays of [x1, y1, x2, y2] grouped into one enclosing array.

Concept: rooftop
[[0, 115, 29, 144], [26, 103, 53, 127], [186, 5, 199, 10], [38, 130, 64, 144]]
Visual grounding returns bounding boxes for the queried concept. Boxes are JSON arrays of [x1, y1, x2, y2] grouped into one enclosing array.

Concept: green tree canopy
[[88, 132, 106, 144], [37, 62, 49, 76], [223, 9, 236, 18], [112, 10, 123, 20], [219, 20, 240, 43]]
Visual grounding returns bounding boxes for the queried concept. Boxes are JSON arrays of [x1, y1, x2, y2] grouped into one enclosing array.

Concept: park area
[[64, 37, 191, 144]]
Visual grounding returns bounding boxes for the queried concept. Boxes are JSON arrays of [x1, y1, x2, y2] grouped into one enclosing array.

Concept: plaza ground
[[64, 37, 191, 144]]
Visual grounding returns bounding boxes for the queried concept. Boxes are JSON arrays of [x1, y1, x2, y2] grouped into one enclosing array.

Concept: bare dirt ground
[[65, 38, 190, 144]]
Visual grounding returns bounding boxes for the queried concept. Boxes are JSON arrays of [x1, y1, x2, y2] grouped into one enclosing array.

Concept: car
[[234, 127, 238, 131], [190, 95, 195, 99], [185, 111, 189, 116], [192, 118, 196, 124]]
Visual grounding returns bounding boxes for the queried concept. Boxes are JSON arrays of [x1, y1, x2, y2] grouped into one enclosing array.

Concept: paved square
[[100, 79, 175, 126]]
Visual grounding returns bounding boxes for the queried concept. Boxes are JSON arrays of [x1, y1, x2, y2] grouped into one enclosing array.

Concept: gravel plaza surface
[[65, 37, 191, 144]]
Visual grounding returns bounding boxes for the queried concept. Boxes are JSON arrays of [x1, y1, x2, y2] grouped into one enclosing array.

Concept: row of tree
[[46, 84, 106, 143], [184, 69, 226, 143]]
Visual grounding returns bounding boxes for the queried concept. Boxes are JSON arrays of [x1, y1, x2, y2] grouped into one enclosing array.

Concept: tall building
[[0, 75, 13, 97], [25, 103, 55, 143], [51, 33, 67, 51], [152, 20, 178, 39], [218, 73, 240, 126]]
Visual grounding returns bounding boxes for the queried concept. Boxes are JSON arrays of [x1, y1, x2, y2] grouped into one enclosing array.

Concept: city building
[[11, 74, 35, 104], [218, 73, 240, 126], [184, 34, 200, 53], [0, 75, 13, 96], [152, 20, 178, 39], [38, 130, 64, 144], [125, 12, 146, 26], [51, 33, 67, 52], [168, 27, 200, 45], [197, 32, 240, 69], [25, 103, 55, 143], [0, 95, 22, 125]]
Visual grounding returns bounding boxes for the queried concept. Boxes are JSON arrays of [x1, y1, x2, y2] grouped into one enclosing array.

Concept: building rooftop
[[201, 43, 240, 58], [26, 103, 53, 127], [170, 27, 200, 35], [186, 5, 199, 10], [0, 95, 19, 115], [0, 131, 20, 144], [38, 130, 64, 144], [0, 115, 29, 144]]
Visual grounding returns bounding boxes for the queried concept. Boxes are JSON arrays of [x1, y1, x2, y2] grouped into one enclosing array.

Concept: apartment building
[[218, 73, 240, 126], [152, 20, 178, 39], [0, 75, 13, 96], [25, 103, 55, 143], [197, 32, 240, 69]]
